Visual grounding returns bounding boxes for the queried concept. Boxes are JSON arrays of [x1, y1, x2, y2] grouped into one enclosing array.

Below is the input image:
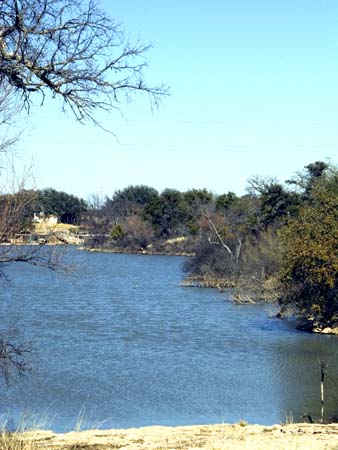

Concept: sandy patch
[[21, 423, 338, 449]]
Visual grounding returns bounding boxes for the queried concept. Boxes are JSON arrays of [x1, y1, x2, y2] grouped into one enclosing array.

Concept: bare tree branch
[[0, 159, 69, 279], [205, 215, 233, 256], [0, 0, 169, 125], [235, 236, 242, 263], [0, 338, 31, 385]]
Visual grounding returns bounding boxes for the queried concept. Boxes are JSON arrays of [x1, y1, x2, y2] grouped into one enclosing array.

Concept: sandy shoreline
[[20, 423, 338, 449]]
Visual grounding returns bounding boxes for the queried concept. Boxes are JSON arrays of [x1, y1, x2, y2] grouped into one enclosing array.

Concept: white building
[[33, 212, 58, 225]]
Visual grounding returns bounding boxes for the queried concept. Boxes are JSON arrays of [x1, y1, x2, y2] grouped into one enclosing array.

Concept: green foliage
[[258, 183, 299, 229], [103, 185, 159, 222], [182, 189, 213, 236], [186, 222, 200, 236], [110, 224, 124, 241], [222, 194, 260, 233], [186, 162, 338, 314], [305, 161, 329, 179], [34, 188, 87, 224], [215, 192, 237, 212], [286, 160, 329, 198], [112, 185, 159, 206], [144, 189, 188, 237], [279, 167, 338, 320], [0, 190, 36, 234], [183, 188, 213, 207], [240, 229, 283, 280]]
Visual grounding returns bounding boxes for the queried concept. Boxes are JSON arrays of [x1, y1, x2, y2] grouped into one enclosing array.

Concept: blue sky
[[18, 0, 338, 199]]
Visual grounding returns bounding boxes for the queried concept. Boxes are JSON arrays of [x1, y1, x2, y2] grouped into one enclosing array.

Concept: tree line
[[6, 160, 338, 330], [85, 161, 338, 330]]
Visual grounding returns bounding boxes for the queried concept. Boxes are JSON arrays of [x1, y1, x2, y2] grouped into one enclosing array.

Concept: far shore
[[83, 246, 195, 257], [18, 422, 338, 449]]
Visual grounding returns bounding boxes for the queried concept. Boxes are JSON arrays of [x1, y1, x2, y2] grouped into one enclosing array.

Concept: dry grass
[[9, 423, 338, 450], [0, 432, 39, 450]]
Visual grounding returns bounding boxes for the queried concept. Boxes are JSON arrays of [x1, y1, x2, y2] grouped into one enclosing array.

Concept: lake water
[[1, 247, 338, 432]]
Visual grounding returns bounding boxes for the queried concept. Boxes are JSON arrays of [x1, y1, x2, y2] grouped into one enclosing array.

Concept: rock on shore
[[296, 317, 338, 335]]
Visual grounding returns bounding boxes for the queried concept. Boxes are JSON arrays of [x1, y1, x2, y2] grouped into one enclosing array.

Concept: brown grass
[[9, 423, 338, 450], [0, 432, 39, 450]]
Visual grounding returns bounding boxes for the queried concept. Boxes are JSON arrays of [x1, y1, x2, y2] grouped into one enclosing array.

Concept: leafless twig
[[0, 0, 169, 125]]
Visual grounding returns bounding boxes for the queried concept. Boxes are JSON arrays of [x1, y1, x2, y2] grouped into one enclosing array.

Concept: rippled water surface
[[1, 248, 338, 431]]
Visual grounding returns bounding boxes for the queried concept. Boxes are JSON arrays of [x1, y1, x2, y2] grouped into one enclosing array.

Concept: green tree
[[105, 185, 159, 221], [0, 190, 35, 238], [247, 176, 300, 230], [35, 188, 87, 224], [109, 224, 125, 241], [144, 189, 188, 237], [215, 192, 238, 212], [183, 189, 213, 235], [286, 160, 329, 198], [279, 167, 338, 322], [258, 183, 299, 229], [112, 185, 159, 206], [183, 189, 213, 207]]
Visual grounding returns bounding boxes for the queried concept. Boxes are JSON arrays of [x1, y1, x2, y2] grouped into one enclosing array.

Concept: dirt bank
[[21, 423, 338, 449]]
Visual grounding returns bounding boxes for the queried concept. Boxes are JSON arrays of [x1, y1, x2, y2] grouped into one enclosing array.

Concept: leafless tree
[[0, 157, 67, 274], [0, 165, 71, 382], [205, 215, 242, 266], [0, 0, 168, 124], [0, 0, 168, 383]]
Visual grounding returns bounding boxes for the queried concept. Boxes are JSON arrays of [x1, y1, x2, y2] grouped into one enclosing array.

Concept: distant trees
[[215, 192, 238, 212], [34, 188, 87, 224], [43, 160, 338, 327], [0, 0, 168, 266], [0, 158, 331, 328], [144, 189, 188, 238], [142, 188, 214, 238], [256, 183, 298, 229], [83, 180, 291, 285], [184, 162, 338, 313], [109, 215, 155, 251], [104, 185, 159, 223], [183, 189, 213, 235], [44, 161, 338, 328], [286, 161, 329, 196], [0, 190, 34, 239], [112, 185, 159, 207], [83, 186, 215, 251]]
